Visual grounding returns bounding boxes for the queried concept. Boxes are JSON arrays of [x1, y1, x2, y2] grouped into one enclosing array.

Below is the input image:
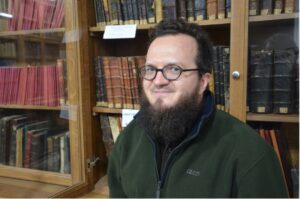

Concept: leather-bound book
[[194, 0, 206, 20], [249, 49, 273, 113], [162, 0, 177, 20], [207, 0, 217, 20], [249, 0, 259, 15], [274, 0, 283, 14], [260, 0, 273, 15], [273, 50, 296, 114]]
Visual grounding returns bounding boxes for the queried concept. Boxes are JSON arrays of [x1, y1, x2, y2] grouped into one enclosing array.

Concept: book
[[146, 0, 156, 23], [249, 0, 259, 15], [217, 0, 225, 19], [274, 0, 283, 14], [100, 115, 114, 156], [249, 49, 273, 113], [260, 0, 273, 15], [95, 56, 107, 107], [121, 57, 133, 109], [225, 0, 231, 18], [102, 57, 114, 108], [284, 0, 296, 13], [30, 129, 47, 170], [109, 57, 123, 108], [272, 50, 296, 114], [194, 0, 206, 20], [0, 115, 21, 164], [162, 0, 177, 20], [187, 0, 195, 21], [177, 0, 187, 20], [207, 0, 217, 20]]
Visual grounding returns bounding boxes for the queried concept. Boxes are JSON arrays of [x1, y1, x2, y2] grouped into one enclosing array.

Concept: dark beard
[[137, 91, 203, 146]]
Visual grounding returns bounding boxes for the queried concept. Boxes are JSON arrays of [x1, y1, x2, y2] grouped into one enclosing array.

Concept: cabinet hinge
[[86, 156, 100, 172]]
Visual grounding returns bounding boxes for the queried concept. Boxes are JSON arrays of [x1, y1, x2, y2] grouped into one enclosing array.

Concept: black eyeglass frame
[[139, 64, 201, 81]]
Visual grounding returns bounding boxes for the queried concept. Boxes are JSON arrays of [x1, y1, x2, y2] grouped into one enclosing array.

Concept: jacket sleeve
[[107, 136, 127, 198], [235, 148, 289, 198]]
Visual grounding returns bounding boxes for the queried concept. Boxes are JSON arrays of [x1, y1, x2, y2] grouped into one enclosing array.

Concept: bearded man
[[107, 19, 288, 198]]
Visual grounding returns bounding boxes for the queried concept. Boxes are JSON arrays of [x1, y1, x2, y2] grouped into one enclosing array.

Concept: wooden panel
[[247, 113, 299, 123], [0, 176, 67, 198], [0, 165, 71, 186], [64, 0, 84, 185], [229, 0, 249, 121]]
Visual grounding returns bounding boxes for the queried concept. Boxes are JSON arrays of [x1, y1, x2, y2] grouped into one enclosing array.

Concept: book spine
[[217, 0, 225, 19], [155, 0, 163, 23], [260, 0, 273, 15], [249, 0, 259, 16], [187, 0, 195, 21], [284, 0, 295, 13], [207, 0, 217, 20], [274, 0, 283, 14]]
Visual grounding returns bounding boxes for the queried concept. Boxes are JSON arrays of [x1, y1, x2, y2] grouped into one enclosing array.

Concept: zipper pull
[[156, 180, 162, 198]]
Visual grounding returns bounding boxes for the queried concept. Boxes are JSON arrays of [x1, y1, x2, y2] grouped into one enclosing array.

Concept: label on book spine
[[103, 25, 137, 39]]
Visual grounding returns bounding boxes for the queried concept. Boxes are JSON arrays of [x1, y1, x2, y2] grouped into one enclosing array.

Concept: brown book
[[133, 56, 146, 109], [263, 129, 272, 146], [207, 0, 218, 20], [217, 0, 225, 19], [284, 0, 295, 13], [260, 0, 273, 15], [258, 128, 265, 139], [57, 59, 67, 105], [274, 0, 283, 14], [109, 57, 123, 108], [100, 115, 114, 157], [121, 57, 133, 109], [102, 57, 114, 108], [249, 0, 259, 15]]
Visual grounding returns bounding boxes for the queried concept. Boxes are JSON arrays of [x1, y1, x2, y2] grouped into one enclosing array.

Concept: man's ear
[[199, 73, 211, 94]]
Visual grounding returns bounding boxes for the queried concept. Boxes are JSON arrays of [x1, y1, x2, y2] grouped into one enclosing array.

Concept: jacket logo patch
[[186, 169, 201, 176]]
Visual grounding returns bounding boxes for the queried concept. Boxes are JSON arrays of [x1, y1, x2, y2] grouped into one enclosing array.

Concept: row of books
[[253, 126, 298, 198], [99, 114, 122, 157], [0, 114, 70, 173], [0, 0, 65, 31], [249, 0, 298, 16], [94, 0, 232, 26], [94, 56, 145, 109], [247, 48, 298, 114], [212, 45, 230, 112], [0, 41, 16, 58], [0, 60, 68, 106]]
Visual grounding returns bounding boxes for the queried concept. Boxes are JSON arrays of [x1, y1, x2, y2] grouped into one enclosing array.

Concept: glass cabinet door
[[0, 0, 90, 197], [246, 1, 299, 198]]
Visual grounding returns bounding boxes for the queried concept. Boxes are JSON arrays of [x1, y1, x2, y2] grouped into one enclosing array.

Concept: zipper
[[156, 180, 162, 199]]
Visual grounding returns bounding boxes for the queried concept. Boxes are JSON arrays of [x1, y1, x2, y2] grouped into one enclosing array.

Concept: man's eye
[[145, 66, 156, 72], [168, 66, 180, 72]]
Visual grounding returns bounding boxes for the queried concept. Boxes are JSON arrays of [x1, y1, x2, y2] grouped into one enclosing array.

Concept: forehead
[[147, 34, 198, 61]]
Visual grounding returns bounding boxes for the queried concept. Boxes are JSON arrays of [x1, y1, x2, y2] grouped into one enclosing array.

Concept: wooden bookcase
[[0, 0, 106, 197], [79, 0, 299, 196]]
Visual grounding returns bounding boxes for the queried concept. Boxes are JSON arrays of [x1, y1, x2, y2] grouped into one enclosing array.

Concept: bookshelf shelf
[[0, 104, 62, 110], [0, 28, 65, 37], [89, 19, 231, 32], [93, 106, 139, 114], [246, 113, 299, 123], [249, 13, 299, 23]]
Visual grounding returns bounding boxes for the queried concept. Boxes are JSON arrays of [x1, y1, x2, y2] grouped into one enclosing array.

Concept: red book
[[17, 67, 28, 105], [0, 68, 5, 104], [43, 66, 49, 106]]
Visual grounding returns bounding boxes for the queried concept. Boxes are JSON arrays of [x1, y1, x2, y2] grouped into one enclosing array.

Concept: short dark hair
[[148, 19, 213, 75]]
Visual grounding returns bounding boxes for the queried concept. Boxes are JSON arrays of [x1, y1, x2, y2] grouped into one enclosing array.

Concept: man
[[108, 19, 288, 198]]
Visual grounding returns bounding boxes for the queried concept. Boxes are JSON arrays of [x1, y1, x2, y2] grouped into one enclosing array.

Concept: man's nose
[[153, 70, 169, 85]]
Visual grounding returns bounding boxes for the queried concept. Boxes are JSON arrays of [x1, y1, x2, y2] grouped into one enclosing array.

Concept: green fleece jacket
[[108, 93, 288, 198]]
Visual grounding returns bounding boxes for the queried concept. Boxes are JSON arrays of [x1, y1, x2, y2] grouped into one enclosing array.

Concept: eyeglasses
[[139, 64, 201, 81]]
